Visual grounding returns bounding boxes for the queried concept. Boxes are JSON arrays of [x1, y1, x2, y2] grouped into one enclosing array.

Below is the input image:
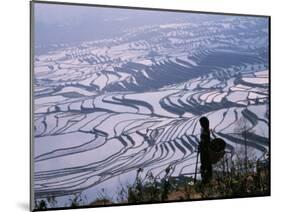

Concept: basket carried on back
[[209, 138, 226, 164]]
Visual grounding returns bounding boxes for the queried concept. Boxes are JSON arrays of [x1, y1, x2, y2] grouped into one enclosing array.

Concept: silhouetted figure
[[199, 117, 212, 184]]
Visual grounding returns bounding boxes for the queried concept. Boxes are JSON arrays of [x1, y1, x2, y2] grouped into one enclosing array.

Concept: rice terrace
[[32, 2, 270, 210]]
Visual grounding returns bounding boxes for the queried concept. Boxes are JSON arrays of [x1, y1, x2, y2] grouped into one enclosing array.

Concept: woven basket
[[209, 138, 226, 164]]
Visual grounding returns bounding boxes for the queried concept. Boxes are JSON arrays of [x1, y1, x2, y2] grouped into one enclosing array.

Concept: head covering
[[199, 116, 209, 129]]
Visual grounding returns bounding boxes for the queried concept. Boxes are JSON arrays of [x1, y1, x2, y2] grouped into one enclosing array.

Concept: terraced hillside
[[34, 10, 269, 206]]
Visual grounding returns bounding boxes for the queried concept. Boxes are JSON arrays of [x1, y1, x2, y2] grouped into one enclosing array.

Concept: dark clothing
[[199, 128, 212, 184]]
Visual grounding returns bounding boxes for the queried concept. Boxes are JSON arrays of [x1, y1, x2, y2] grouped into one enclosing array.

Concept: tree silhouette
[[234, 116, 255, 173]]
